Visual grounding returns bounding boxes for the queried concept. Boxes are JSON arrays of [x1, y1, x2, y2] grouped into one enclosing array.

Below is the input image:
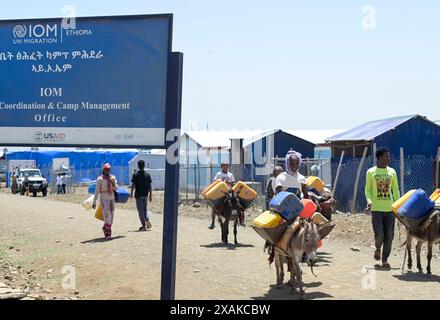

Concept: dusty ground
[[1, 189, 440, 300]]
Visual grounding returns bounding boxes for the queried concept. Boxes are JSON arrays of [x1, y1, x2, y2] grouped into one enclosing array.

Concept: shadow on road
[[251, 282, 333, 300], [373, 264, 400, 272], [81, 236, 126, 244], [200, 242, 255, 250], [316, 251, 333, 264], [394, 271, 440, 282]]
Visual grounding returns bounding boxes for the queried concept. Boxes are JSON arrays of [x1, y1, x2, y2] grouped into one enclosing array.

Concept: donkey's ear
[[303, 220, 309, 230]]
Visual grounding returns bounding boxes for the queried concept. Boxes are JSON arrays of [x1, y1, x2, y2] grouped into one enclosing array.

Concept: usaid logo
[[34, 131, 66, 142], [34, 131, 43, 142]]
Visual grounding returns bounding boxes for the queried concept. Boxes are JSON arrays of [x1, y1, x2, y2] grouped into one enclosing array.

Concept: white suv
[[16, 168, 48, 197]]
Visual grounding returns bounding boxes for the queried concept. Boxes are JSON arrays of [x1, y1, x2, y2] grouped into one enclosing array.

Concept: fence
[[178, 164, 254, 199], [177, 159, 332, 210], [331, 150, 439, 213], [9, 150, 438, 213]]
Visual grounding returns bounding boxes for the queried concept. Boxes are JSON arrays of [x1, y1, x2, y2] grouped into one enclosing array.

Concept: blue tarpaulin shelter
[[5, 150, 139, 185]]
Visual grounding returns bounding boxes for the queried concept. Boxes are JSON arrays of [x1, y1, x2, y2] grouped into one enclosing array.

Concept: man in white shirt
[[213, 164, 235, 185], [209, 162, 235, 230], [273, 150, 309, 199], [61, 174, 69, 194], [56, 174, 63, 194]]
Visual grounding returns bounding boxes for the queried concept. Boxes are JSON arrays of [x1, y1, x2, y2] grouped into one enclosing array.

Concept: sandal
[[374, 249, 381, 261]]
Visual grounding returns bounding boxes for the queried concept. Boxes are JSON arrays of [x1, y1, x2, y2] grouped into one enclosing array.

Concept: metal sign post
[[161, 52, 183, 300]]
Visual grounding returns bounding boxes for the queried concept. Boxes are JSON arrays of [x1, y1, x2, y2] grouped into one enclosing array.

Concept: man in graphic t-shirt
[[365, 147, 400, 270]]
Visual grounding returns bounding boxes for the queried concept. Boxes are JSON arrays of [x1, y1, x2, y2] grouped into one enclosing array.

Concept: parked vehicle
[[0, 163, 7, 182], [15, 168, 48, 197]]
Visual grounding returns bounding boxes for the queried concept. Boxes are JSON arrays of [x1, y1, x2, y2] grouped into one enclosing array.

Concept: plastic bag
[[82, 195, 94, 211], [95, 206, 104, 221]]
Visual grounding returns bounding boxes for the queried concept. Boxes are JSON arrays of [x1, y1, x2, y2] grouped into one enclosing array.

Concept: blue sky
[[2, 0, 439, 130]]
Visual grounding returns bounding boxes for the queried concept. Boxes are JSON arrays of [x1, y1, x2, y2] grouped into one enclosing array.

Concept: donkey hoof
[[407, 264, 412, 270], [427, 270, 432, 275]]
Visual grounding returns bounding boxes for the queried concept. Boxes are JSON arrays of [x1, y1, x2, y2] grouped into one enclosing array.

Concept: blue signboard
[[0, 14, 172, 147]]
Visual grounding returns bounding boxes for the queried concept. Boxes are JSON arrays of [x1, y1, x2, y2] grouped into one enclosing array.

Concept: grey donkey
[[401, 210, 440, 274], [274, 220, 320, 296]]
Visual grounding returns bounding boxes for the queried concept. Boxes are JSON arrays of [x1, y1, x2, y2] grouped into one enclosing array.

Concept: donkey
[[274, 220, 320, 295], [214, 191, 244, 245], [403, 210, 440, 274]]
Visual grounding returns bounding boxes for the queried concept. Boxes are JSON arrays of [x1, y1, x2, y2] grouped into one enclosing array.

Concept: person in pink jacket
[[92, 163, 118, 240]]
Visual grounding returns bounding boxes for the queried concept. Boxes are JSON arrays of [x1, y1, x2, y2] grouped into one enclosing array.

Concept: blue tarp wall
[[6, 150, 139, 185]]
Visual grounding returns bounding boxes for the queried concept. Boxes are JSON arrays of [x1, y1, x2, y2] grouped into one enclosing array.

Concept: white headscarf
[[285, 149, 302, 176]]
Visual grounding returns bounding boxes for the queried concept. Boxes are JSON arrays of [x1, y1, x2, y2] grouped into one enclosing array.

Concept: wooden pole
[[351, 146, 369, 213], [400, 148, 405, 194], [373, 143, 377, 167], [332, 150, 345, 195]]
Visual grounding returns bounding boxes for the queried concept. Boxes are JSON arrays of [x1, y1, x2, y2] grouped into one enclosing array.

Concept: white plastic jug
[[82, 195, 94, 211]]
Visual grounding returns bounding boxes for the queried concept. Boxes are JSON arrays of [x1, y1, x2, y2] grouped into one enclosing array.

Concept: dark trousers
[[62, 184, 66, 194], [136, 197, 149, 227], [371, 212, 395, 262]]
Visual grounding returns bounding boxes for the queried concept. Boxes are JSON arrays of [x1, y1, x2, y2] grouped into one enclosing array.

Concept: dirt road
[[1, 192, 440, 300]]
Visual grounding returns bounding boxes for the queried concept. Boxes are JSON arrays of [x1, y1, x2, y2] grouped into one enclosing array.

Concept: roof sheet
[[184, 130, 265, 148], [284, 129, 345, 144], [325, 115, 417, 142], [185, 129, 346, 148]]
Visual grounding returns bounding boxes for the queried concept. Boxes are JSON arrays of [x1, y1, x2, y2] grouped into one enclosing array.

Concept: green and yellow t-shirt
[[365, 166, 401, 212]]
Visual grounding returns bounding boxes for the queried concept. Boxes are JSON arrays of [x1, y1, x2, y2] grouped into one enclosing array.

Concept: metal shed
[[326, 115, 440, 159], [325, 115, 440, 213]]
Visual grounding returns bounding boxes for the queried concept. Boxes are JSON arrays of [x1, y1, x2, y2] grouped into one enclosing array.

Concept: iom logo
[[12, 24, 58, 44], [13, 25, 27, 38]]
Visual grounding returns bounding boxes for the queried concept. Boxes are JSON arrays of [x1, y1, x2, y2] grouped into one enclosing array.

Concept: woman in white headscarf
[[272, 150, 309, 199]]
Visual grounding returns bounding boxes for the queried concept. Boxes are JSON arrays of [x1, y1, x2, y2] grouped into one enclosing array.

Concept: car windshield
[[20, 170, 41, 177]]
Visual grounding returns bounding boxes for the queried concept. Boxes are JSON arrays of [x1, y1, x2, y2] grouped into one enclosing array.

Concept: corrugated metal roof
[[242, 130, 280, 147], [183, 130, 264, 148], [325, 115, 418, 142], [184, 129, 346, 148], [285, 129, 345, 144], [243, 129, 346, 146]]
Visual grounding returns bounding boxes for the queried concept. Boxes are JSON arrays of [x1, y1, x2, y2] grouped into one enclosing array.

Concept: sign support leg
[[160, 52, 183, 300]]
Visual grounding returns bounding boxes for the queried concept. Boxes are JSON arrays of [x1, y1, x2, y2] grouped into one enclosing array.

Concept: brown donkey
[[274, 220, 320, 295]]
